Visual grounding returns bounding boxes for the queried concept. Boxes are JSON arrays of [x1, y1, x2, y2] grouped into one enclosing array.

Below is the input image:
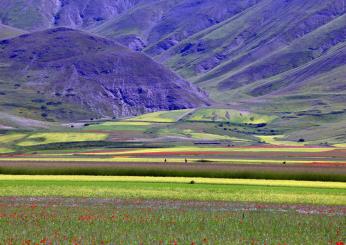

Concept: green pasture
[[0, 176, 345, 205], [186, 108, 276, 124], [182, 129, 250, 141], [84, 121, 152, 131], [0, 133, 26, 142], [257, 135, 307, 146], [0, 148, 12, 154], [100, 146, 335, 155], [0, 201, 344, 244], [16, 132, 108, 146], [127, 109, 193, 122], [2, 175, 345, 189], [0, 132, 109, 148], [1, 107, 341, 149]]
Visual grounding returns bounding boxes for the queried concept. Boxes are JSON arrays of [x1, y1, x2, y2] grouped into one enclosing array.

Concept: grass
[[182, 129, 248, 141], [186, 108, 276, 124], [258, 135, 307, 146], [1, 175, 345, 189], [0, 133, 26, 148], [127, 109, 193, 123], [85, 121, 152, 131], [0, 133, 27, 153], [16, 133, 108, 146], [0, 199, 344, 244], [0, 133, 26, 143], [97, 146, 335, 155], [0, 148, 13, 154], [0, 178, 345, 205]]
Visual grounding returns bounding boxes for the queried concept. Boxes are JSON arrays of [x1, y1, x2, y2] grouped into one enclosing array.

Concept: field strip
[[0, 177, 345, 205], [80, 147, 337, 155], [1, 175, 345, 189], [0, 157, 345, 165]]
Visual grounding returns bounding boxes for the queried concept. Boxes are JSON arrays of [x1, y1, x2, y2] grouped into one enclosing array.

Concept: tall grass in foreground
[[0, 166, 345, 182], [0, 200, 344, 244]]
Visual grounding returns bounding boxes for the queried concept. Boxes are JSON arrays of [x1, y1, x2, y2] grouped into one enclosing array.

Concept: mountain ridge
[[0, 0, 345, 120], [0, 27, 210, 121]]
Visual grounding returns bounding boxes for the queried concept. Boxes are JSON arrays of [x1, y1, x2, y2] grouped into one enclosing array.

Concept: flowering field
[[0, 198, 344, 244], [0, 175, 345, 205]]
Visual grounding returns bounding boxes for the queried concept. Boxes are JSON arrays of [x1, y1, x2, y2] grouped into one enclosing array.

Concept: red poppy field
[[0, 197, 345, 244]]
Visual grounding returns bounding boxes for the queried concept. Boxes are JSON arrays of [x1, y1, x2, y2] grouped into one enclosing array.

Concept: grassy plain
[[0, 176, 345, 205], [127, 109, 193, 122], [0, 198, 344, 244], [186, 108, 276, 124], [85, 122, 152, 131], [17, 133, 109, 146], [2, 175, 345, 189]]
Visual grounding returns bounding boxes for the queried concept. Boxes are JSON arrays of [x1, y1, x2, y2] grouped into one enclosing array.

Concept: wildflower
[[40, 238, 47, 244], [336, 242, 344, 245], [78, 215, 93, 221]]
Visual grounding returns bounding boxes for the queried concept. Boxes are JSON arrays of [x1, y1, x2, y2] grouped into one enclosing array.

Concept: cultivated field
[[0, 145, 345, 181], [0, 109, 345, 244], [0, 175, 345, 205]]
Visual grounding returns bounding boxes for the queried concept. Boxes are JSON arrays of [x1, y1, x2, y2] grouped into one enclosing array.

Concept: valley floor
[[0, 109, 345, 244]]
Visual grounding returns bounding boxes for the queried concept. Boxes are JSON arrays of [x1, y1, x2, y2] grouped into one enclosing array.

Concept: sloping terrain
[[160, 0, 346, 98], [1, 0, 345, 107], [0, 0, 148, 31], [92, 0, 260, 51], [0, 28, 209, 121], [91, 0, 346, 118], [0, 23, 26, 40]]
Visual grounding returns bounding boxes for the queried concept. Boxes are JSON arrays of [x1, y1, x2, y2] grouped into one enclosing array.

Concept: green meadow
[[0, 175, 345, 205], [0, 200, 344, 244]]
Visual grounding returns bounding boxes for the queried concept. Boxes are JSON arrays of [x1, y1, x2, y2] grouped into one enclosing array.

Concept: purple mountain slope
[[0, 0, 148, 30], [0, 28, 210, 119], [0, 0, 345, 114]]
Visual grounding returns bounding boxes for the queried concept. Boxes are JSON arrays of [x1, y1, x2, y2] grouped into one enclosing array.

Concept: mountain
[[0, 0, 148, 31], [92, 0, 260, 51], [0, 0, 345, 116], [91, 0, 346, 112], [149, 0, 346, 101], [0, 28, 209, 121]]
